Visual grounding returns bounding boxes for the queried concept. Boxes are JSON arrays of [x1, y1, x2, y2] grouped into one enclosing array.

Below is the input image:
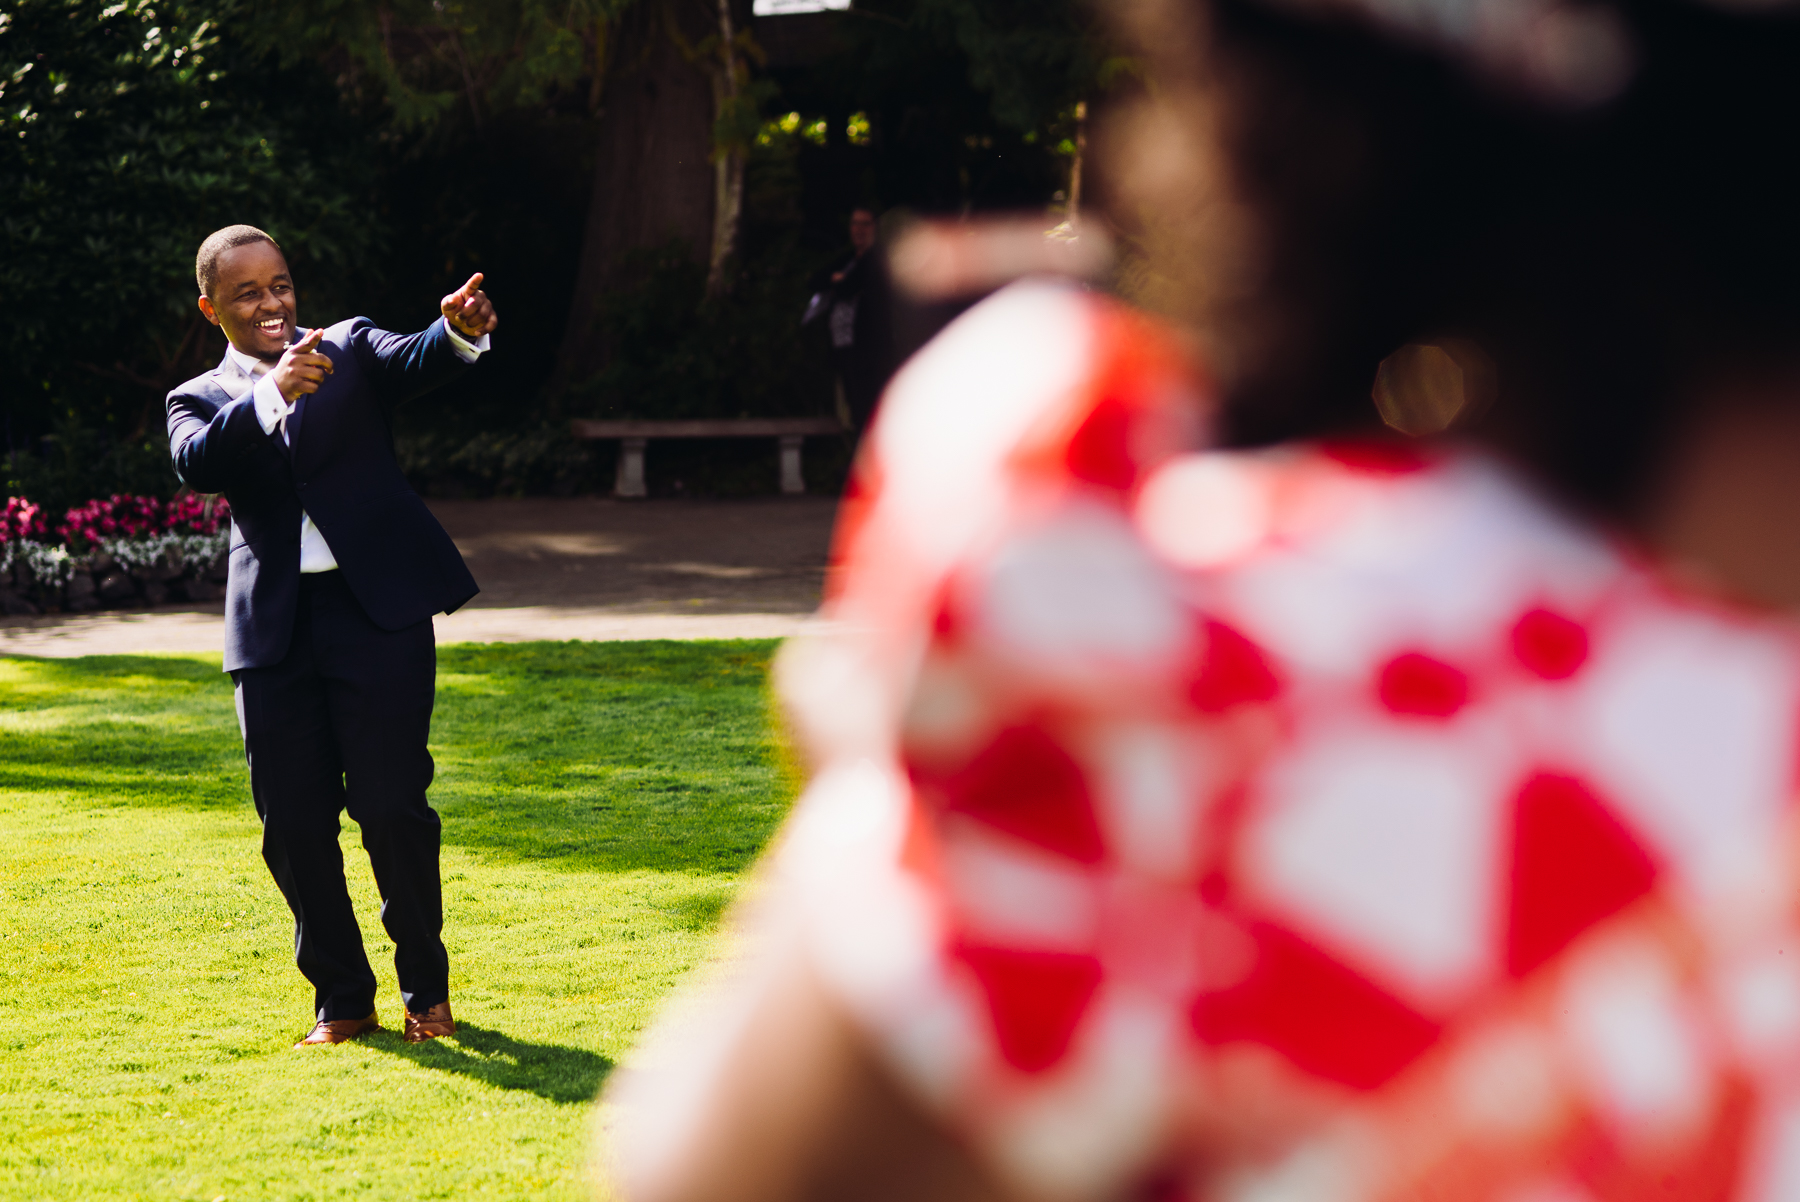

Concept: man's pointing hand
[[271, 326, 333, 405], [441, 273, 498, 340]]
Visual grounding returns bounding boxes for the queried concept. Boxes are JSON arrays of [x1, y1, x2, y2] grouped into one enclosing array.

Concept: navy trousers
[[232, 570, 448, 1021]]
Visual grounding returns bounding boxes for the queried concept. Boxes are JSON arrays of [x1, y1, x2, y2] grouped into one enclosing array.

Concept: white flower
[[2, 539, 75, 588], [97, 532, 229, 573]]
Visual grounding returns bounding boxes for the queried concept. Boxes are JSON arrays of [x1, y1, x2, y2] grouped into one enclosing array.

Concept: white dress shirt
[[229, 318, 490, 573]]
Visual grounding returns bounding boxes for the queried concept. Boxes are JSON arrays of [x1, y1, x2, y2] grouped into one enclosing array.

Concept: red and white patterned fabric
[[775, 281, 1800, 1202]]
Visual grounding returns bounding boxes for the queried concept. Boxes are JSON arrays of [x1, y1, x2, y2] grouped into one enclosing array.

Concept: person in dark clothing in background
[[806, 207, 897, 432]]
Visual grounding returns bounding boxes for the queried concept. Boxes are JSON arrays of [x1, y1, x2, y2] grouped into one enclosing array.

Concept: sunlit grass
[[0, 641, 792, 1200]]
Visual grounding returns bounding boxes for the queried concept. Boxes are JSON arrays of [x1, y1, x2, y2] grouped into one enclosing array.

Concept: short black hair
[[195, 225, 282, 298]]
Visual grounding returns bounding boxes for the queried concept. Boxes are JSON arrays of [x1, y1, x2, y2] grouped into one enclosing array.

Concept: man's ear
[[198, 296, 220, 326]]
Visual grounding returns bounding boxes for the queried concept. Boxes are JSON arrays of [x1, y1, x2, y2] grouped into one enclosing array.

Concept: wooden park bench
[[570, 418, 849, 498]]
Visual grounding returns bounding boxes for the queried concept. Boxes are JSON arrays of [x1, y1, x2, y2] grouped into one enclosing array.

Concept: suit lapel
[[212, 352, 254, 402], [286, 396, 308, 465], [288, 329, 340, 482]]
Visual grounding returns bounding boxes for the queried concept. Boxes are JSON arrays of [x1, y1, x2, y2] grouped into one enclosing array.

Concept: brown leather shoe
[[295, 1011, 380, 1048], [403, 1001, 455, 1043]]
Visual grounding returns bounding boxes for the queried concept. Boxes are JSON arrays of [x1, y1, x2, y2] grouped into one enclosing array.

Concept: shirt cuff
[[251, 371, 289, 436], [443, 317, 490, 362]]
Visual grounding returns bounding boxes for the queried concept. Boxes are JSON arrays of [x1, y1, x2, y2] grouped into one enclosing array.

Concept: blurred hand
[[441, 272, 498, 340], [271, 327, 333, 404]]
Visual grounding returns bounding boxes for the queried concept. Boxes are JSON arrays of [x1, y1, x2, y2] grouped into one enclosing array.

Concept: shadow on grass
[[367, 1023, 615, 1105], [0, 641, 799, 875], [0, 651, 225, 683]]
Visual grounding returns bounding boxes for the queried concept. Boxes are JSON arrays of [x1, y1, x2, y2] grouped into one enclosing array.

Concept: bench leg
[[615, 438, 648, 498], [779, 435, 805, 495]]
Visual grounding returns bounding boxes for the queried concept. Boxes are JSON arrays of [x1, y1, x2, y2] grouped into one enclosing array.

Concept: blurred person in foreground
[[601, 0, 1800, 1198]]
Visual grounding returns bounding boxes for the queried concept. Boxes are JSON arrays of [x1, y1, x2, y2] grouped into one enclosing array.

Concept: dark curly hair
[[1101, 0, 1800, 522]]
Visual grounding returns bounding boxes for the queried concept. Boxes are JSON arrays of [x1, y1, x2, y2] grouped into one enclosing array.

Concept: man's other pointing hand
[[441, 273, 498, 340]]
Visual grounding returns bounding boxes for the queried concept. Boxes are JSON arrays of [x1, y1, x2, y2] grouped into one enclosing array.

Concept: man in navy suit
[[167, 224, 498, 1047]]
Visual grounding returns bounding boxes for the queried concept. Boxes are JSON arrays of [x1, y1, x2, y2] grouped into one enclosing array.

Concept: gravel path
[[0, 497, 838, 658]]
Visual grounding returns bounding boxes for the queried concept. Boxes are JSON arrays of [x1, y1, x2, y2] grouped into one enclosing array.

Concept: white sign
[[753, 0, 851, 14]]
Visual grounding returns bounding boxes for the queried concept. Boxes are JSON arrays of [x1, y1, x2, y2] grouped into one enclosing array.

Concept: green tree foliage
[[574, 235, 832, 423], [239, 0, 635, 135], [783, 0, 1120, 219], [0, 0, 1125, 507], [0, 0, 380, 510], [905, 0, 1112, 134]]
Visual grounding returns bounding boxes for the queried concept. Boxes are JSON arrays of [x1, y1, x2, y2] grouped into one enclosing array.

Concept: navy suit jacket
[[166, 317, 480, 672]]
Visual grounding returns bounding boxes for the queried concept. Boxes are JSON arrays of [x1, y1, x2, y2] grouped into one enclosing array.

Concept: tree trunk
[[549, 0, 717, 404], [708, 149, 745, 298], [705, 0, 745, 299], [1069, 100, 1087, 220]]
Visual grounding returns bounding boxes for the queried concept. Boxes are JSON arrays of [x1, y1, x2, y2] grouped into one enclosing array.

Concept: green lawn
[[0, 641, 794, 1201]]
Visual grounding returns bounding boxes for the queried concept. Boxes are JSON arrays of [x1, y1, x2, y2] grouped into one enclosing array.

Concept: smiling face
[[198, 240, 297, 362]]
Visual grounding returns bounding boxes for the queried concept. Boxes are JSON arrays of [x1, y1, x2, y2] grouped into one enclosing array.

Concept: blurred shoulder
[[837, 281, 1208, 592], [821, 280, 1210, 670], [874, 280, 1103, 463], [872, 280, 1207, 493]]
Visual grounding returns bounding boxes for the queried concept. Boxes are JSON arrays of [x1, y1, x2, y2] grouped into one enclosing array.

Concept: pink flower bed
[[1, 492, 233, 614], [164, 492, 232, 536], [54, 493, 233, 551], [0, 497, 47, 544]]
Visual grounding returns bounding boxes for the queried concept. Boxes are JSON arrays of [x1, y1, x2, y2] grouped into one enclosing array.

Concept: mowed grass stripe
[[0, 640, 792, 1201]]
